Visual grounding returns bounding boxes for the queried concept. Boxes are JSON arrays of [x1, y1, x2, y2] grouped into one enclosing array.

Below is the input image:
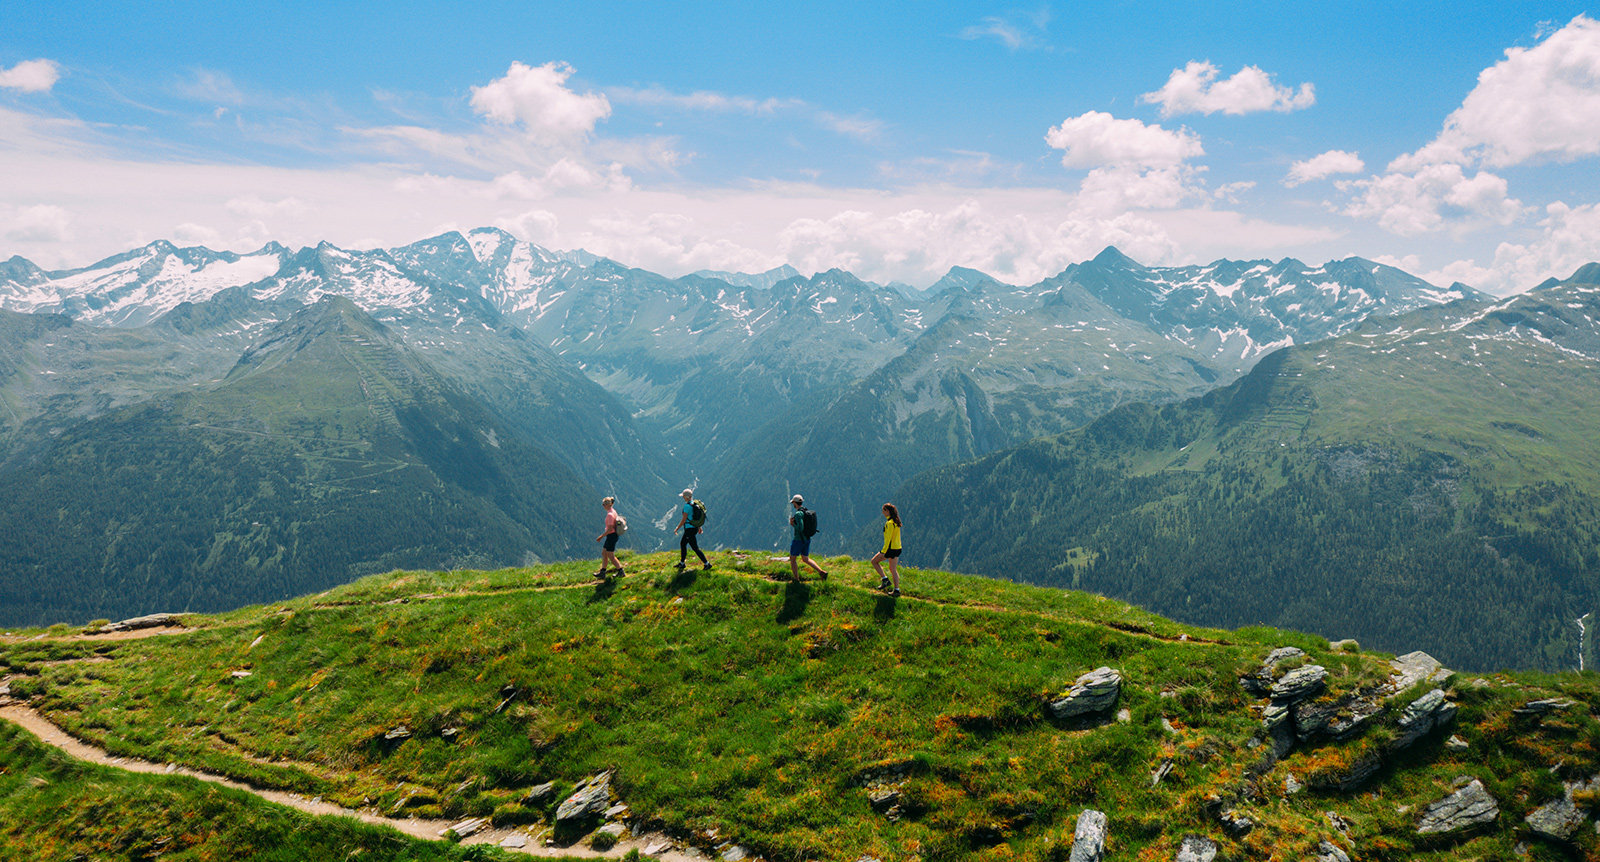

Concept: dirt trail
[[0, 704, 701, 861]]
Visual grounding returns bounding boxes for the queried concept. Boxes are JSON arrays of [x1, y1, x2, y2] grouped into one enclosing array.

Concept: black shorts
[[884, 548, 902, 559], [603, 533, 619, 552]]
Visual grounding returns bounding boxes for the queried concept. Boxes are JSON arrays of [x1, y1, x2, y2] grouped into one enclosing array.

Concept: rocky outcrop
[[1388, 651, 1449, 693], [100, 613, 184, 633], [1513, 698, 1578, 719], [1173, 835, 1217, 862], [1390, 689, 1457, 750], [1239, 647, 1305, 695], [1270, 665, 1328, 704], [1524, 774, 1600, 842], [556, 771, 614, 825], [1067, 809, 1106, 862], [1049, 668, 1122, 720], [1416, 778, 1498, 835]]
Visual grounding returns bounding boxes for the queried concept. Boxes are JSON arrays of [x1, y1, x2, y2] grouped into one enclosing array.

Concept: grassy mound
[[4, 551, 1599, 860]]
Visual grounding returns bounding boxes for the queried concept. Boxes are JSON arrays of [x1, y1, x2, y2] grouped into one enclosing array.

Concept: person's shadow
[[776, 580, 811, 623], [668, 566, 697, 594], [586, 577, 618, 604], [873, 593, 897, 622]]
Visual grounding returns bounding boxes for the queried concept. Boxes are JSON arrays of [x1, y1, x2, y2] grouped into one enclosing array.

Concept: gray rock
[[499, 833, 528, 849], [1270, 665, 1327, 704], [102, 613, 182, 633], [1284, 773, 1303, 795], [1173, 835, 1217, 862], [1307, 752, 1383, 792], [441, 817, 487, 838], [1151, 758, 1174, 787], [383, 725, 412, 741], [1416, 778, 1498, 834], [1311, 839, 1351, 862], [1391, 689, 1457, 750], [1219, 809, 1254, 836], [1068, 808, 1107, 862], [1524, 774, 1600, 842], [720, 845, 751, 861], [524, 781, 557, 805], [1389, 650, 1447, 692], [1445, 735, 1469, 752], [596, 822, 626, 838], [1049, 667, 1122, 720], [1240, 647, 1307, 694], [1262, 702, 1292, 732], [1514, 698, 1578, 719], [867, 787, 903, 817], [556, 771, 613, 824]]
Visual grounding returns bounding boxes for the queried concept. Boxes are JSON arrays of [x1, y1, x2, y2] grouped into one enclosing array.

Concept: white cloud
[[1141, 61, 1314, 117], [498, 209, 560, 246], [1076, 165, 1204, 213], [1285, 150, 1364, 187], [469, 61, 611, 148], [1341, 162, 1523, 235], [1392, 15, 1600, 171], [607, 85, 795, 115], [1044, 111, 1202, 169], [1456, 201, 1600, 293], [958, 7, 1052, 51], [0, 59, 61, 93], [1, 204, 70, 242]]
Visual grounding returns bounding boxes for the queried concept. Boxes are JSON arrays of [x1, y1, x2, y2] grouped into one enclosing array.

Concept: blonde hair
[[602, 496, 616, 507]]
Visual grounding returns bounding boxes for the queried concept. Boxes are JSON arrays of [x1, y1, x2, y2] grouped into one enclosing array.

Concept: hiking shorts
[[883, 548, 902, 559], [789, 537, 811, 557], [603, 532, 619, 552]]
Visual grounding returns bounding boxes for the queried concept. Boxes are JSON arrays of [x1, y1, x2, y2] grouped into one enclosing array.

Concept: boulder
[[1416, 778, 1498, 835], [1219, 810, 1254, 836], [1068, 809, 1107, 862], [1513, 698, 1578, 719], [1173, 835, 1217, 862], [101, 613, 182, 633], [720, 845, 751, 861], [1311, 839, 1351, 862], [1388, 650, 1447, 692], [1049, 668, 1122, 720], [1524, 774, 1600, 842], [1306, 752, 1382, 793], [867, 787, 903, 819], [523, 781, 557, 805], [1390, 689, 1457, 750], [1240, 647, 1306, 695], [1270, 665, 1327, 704], [556, 771, 613, 825]]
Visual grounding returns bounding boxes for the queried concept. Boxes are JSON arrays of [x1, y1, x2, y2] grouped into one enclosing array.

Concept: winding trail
[[0, 703, 700, 861]]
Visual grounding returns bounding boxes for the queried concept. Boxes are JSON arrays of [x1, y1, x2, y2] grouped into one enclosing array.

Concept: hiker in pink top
[[593, 496, 624, 578]]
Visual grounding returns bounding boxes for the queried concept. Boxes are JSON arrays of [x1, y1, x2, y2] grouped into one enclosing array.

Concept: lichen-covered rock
[[1270, 665, 1327, 704], [1311, 839, 1351, 862], [1219, 810, 1254, 836], [1391, 688, 1457, 750], [1524, 774, 1600, 842], [1173, 835, 1217, 862], [1416, 778, 1498, 834], [1240, 647, 1306, 695], [1068, 809, 1107, 862], [867, 787, 903, 819], [1049, 668, 1121, 720], [523, 781, 557, 805], [1307, 752, 1382, 793], [1388, 650, 1447, 692], [556, 771, 613, 825]]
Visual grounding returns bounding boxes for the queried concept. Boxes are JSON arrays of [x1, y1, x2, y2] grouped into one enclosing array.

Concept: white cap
[[681, 488, 694, 497], [791, 494, 803, 503]]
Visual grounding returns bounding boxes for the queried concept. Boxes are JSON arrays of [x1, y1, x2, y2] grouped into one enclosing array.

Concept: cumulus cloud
[[1141, 61, 1314, 117], [1285, 150, 1364, 187], [1392, 15, 1600, 171], [1453, 201, 1600, 293], [0, 59, 61, 93], [1, 203, 70, 242], [469, 61, 612, 147], [1340, 162, 1522, 235], [1045, 111, 1202, 169]]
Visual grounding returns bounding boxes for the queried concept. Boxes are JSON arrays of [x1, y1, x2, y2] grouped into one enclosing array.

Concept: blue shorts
[[603, 533, 619, 552], [789, 537, 810, 557]]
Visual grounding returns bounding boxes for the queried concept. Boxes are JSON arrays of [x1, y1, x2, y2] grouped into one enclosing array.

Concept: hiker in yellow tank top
[[872, 502, 903, 597]]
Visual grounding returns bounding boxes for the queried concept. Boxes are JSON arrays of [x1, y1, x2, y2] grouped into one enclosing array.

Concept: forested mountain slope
[[886, 268, 1600, 671]]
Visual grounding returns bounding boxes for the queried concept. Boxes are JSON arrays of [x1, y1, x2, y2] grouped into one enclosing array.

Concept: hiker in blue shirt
[[787, 494, 828, 582], [673, 488, 711, 571]]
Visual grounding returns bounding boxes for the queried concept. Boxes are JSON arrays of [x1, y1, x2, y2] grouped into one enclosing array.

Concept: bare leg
[[871, 552, 885, 579], [888, 557, 900, 591], [789, 556, 800, 581], [802, 555, 827, 577]]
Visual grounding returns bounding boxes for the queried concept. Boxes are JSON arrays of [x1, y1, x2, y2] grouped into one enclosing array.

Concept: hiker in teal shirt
[[787, 494, 828, 582], [674, 488, 711, 571]]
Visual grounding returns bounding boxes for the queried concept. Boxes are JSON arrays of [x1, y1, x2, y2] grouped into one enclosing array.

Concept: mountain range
[[4, 230, 1558, 671]]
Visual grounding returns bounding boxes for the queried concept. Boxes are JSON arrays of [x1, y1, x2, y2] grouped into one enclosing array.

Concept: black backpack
[[801, 507, 818, 537], [689, 500, 707, 528]]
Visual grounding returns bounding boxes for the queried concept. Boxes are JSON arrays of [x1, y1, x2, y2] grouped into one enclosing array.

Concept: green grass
[[0, 720, 527, 862], [5, 553, 1600, 861]]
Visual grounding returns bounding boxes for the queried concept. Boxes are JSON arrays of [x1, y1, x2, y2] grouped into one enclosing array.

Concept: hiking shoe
[[889, 588, 901, 597], [593, 568, 609, 577], [702, 562, 713, 571], [878, 576, 891, 591], [674, 561, 686, 571]]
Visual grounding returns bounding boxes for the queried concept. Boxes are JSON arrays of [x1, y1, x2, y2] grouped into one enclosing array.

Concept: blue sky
[[2, 2, 1597, 292]]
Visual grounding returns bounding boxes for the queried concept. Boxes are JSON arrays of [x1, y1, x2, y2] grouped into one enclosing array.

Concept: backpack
[[614, 514, 628, 536], [801, 507, 818, 537], [689, 500, 707, 528]]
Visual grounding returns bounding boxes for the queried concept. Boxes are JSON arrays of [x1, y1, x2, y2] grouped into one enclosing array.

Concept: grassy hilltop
[[3, 552, 1600, 861]]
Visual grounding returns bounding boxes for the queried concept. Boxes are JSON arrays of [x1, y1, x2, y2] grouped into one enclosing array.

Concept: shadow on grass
[[777, 580, 812, 623], [586, 578, 619, 605], [874, 594, 897, 622], [668, 566, 698, 594]]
